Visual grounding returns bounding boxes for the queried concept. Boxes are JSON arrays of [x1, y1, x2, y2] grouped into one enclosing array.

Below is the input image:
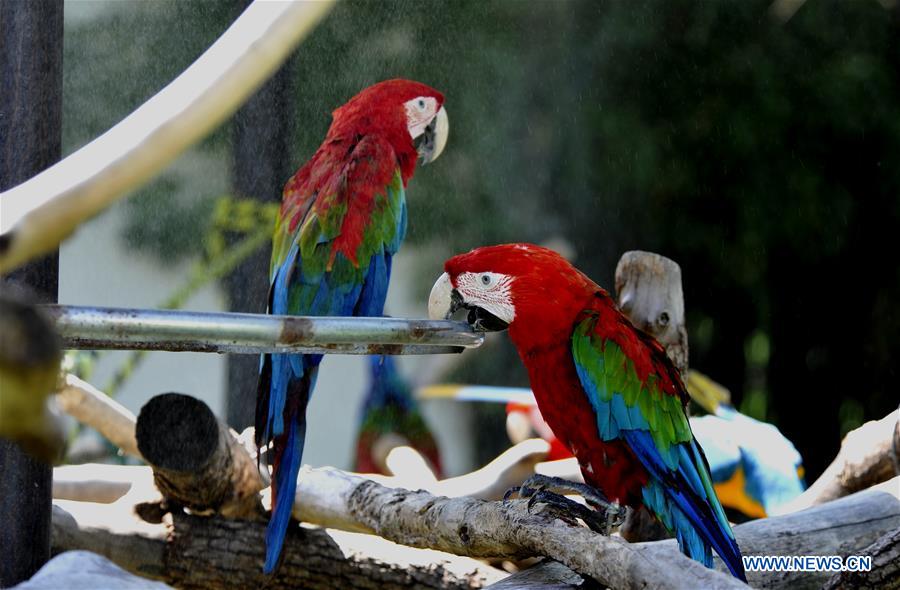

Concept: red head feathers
[[327, 79, 447, 183], [431, 243, 606, 349]]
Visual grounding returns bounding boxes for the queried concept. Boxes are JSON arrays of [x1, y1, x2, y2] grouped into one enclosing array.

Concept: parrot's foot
[[504, 474, 626, 535]]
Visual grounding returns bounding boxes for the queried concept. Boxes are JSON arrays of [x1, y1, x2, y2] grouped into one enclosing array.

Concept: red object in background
[[506, 401, 572, 461]]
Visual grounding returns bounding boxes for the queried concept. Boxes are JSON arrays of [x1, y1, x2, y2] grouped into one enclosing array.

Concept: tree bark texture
[[822, 525, 900, 590], [51, 503, 505, 590], [614, 250, 688, 374], [135, 393, 263, 519]]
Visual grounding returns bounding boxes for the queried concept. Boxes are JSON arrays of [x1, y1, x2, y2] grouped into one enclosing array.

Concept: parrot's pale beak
[[416, 106, 449, 165], [428, 272, 459, 320], [428, 272, 509, 332]]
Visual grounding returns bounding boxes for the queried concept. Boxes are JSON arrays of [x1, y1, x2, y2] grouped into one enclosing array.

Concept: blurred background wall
[[58, 0, 899, 480]]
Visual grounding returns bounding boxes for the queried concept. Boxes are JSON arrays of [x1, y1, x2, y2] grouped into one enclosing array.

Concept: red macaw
[[256, 79, 448, 572], [428, 243, 746, 581]]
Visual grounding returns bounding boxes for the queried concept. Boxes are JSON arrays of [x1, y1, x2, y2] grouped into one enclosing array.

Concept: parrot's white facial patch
[[455, 271, 516, 324], [404, 96, 440, 139]]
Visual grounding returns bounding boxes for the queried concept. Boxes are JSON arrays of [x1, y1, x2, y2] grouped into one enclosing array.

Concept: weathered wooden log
[[48, 461, 900, 589], [293, 469, 747, 589], [51, 502, 506, 590], [484, 560, 593, 589], [60, 383, 900, 589], [821, 525, 900, 590], [135, 393, 264, 519], [52, 377, 742, 590], [775, 410, 900, 514], [615, 250, 688, 374]]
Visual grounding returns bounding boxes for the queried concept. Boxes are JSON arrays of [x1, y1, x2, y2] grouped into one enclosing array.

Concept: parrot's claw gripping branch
[[504, 474, 627, 536]]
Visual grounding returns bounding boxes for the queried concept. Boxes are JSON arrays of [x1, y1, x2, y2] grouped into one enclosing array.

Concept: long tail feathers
[[627, 431, 747, 581], [264, 413, 306, 573], [258, 356, 316, 574], [666, 482, 746, 581]]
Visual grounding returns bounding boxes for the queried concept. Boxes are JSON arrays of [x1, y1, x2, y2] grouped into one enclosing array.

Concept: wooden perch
[[775, 410, 900, 514], [135, 393, 263, 519], [615, 250, 688, 374], [60, 388, 738, 588], [0, 0, 335, 274], [57, 385, 900, 588], [51, 502, 504, 590], [822, 524, 900, 590], [52, 461, 900, 590]]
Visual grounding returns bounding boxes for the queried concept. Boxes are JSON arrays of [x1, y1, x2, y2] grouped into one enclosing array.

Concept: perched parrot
[[256, 79, 448, 572], [354, 355, 443, 477], [428, 243, 746, 581]]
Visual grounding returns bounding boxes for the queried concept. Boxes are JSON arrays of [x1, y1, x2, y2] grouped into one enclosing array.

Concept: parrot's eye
[[658, 312, 670, 326], [417, 99, 426, 110], [480, 274, 492, 286]]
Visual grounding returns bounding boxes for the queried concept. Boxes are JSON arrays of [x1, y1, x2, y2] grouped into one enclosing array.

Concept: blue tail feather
[[263, 413, 306, 573], [626, 430, 747, 581]]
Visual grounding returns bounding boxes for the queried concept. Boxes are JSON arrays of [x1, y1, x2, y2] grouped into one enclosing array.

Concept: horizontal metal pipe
[[42, 305, 483, 355]]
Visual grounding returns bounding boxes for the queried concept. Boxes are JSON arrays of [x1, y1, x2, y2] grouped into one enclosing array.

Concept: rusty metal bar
[[42, 305, 482, 355]]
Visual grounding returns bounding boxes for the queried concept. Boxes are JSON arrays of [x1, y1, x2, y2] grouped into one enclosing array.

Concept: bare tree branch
[[134, 393, 263, 519], [822, 525, 900, 590], [57, 374, 141, 460], [57, 384, 900, 589], [775, 410, 900, 514], [0, 0, 335, 274], [51, 502, 505, 590]]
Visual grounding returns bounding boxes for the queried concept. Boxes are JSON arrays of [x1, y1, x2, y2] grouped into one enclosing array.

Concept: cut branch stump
[[135, 392, 263, 519]]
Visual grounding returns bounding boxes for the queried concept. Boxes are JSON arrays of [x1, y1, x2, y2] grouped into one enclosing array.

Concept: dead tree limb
[[51, 502, 504, 590], [484, 560, 596, 589], [292, 469, 748, 589], [57, 373, 141, 459], [776, 410, 900, 514], [821, 525, 900, 590], [59, 388, 742, 588], [615, 250, 688, 374], [51, 465, 900, 589], [59, 386, 900, 588], [135, 393, 263, 519], [0, 1, 335, 274]]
